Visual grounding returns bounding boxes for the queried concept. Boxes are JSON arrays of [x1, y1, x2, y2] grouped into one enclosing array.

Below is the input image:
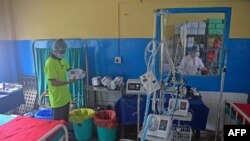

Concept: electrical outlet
[[115, 56, 122, 64]]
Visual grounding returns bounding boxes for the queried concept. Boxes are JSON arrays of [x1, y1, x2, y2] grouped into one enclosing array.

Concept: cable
[[152, 91, 156, 113]]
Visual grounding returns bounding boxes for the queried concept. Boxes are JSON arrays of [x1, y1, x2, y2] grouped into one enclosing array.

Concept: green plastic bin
[[69, 108, 95, 141], [96, 127, 118, 141]]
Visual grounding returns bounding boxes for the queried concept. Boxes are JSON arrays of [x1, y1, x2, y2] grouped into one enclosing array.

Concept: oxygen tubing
[[141, 94, 152, 141]]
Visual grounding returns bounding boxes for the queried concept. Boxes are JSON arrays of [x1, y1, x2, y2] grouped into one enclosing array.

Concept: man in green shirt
[[44, 39, 77, 122]]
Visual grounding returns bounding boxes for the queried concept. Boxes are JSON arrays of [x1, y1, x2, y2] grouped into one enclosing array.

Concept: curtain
[[34, 44, 85, 108]]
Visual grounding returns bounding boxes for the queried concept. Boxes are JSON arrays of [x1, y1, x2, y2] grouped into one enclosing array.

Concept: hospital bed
[[0, 114, 68, 141], [224, 101, 250, 125]]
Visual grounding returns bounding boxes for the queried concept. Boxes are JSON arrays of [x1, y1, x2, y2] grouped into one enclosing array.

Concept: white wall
[[201, 91, 248, 131]]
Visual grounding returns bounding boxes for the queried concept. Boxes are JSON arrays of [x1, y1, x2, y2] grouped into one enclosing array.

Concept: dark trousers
[[52, 102, 70, 123]]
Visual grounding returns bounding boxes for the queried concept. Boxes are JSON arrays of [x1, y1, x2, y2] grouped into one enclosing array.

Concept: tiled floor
[[196, 130, 223, 141], [68, 130, 98, 141], [68, 128, 222, 141]]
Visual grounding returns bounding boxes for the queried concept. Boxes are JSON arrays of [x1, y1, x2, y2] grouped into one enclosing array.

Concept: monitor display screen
[[159, 120, 168, 131], [128, 84, 136, 90], [180, 102, 187, 110]]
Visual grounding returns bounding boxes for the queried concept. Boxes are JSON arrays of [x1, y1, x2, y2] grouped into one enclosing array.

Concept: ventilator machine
[[139, 9, 193, 141]]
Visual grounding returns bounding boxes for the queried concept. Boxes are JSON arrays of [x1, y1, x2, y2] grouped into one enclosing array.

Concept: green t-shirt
[[44, 57, 72, 108]]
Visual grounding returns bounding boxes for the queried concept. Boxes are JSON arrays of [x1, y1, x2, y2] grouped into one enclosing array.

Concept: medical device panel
[[139, 71, 160, 94], [69, 69, 85, 80], [168, 98, 189, 116], [126, 79, 146, 94], [146, 114, 172, 139], [91, 76, 102, 86]]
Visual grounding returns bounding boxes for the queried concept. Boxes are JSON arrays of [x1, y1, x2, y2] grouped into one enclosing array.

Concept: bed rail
[[226, 101, 250, 125], [38, 124, 68, 141]]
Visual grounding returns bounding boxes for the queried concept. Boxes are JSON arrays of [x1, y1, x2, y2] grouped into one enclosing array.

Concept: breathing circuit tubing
[[140, 9, 188, 141], [140, 39, 177, 141], [141, 40, 159, 141]]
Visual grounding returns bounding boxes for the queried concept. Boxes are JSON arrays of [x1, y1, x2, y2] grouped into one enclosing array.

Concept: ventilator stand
[[83, 41, 90, 108], [137, 93, 141, 141], [214, 52, 228, 141]]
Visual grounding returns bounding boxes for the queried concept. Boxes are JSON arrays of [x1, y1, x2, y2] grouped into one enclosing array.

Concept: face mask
[[196, 52, 200, 57], [56, 53, 64, 59]]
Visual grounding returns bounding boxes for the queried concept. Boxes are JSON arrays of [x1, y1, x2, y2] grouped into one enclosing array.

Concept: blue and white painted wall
[[0, 0, 250, 94], [4, 38, 249, 94]]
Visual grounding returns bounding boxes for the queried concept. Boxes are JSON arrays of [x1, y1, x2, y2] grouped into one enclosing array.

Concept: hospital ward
[[0, 0, 250, 141]]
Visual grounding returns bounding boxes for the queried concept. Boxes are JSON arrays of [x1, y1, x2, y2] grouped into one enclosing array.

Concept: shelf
[[87, 85, 123, 109], [187, 34, 206, 37], [88, 85, 123, 93], [207, 34, 223, 36], [171, 112, 193, 121], [175, 34, 223, 37]]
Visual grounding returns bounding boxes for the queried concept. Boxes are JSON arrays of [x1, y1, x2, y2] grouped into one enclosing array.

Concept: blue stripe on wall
[[224, 39, 250, 93], [83, 38, 150, 79], [0, 41, 12, 82], [15, 40, 34, 77], [1, 38, 249, 93], [0, 41, 18, 82]]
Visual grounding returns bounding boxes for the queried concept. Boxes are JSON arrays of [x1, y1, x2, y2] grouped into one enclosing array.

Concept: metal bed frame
[[0, 115, 69, 141], [224, 101, 250, 125], [39, 124, 68, 141]]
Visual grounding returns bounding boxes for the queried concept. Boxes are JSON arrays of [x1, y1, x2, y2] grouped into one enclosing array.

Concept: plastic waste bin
[[93, 110, 118, 141], [69, 108, 95, 141], [34, 108, 52, 120]]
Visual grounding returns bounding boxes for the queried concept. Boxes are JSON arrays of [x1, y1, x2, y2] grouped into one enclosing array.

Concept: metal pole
[[158, 11, 164, 114], [83, 41, 89, 108], [137, 93, 141, 141], [215, 52, 227, 141]]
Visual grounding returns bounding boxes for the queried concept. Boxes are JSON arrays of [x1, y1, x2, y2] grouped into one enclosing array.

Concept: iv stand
[[215, 51, 228, 141]]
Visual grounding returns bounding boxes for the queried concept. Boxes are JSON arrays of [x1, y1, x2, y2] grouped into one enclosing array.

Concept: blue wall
[[0, 41, 11, 82], [224, 39, 250, 92], [1, 38, 250, 93], [15, 40, 34, 77], [0, 41, 18, 82]]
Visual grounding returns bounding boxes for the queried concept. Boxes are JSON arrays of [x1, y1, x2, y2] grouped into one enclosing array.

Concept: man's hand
[[69, 76, 78, 83], [201, 67, 209, 75]]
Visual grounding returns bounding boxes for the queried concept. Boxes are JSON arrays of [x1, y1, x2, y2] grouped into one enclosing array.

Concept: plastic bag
[[69, 108, 95, 123], [35, 108, 52, 120], [93, 110, 118, 128]]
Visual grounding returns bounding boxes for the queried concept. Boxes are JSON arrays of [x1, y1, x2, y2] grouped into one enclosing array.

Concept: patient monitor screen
[[180, 102, 187, 110], [128, 84, 135, 89], [159, 120, 168, 131]]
